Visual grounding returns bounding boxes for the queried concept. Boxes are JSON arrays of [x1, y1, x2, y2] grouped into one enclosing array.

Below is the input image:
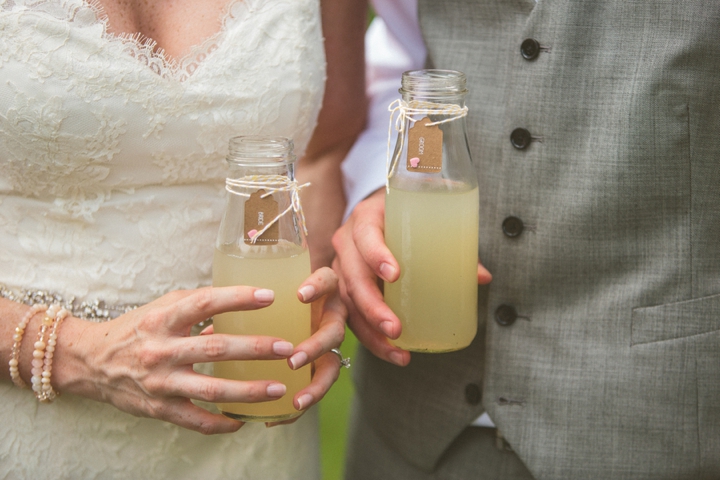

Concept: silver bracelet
[[1, 284, 138, 322]]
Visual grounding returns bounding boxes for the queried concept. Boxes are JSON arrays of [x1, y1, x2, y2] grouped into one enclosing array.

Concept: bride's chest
[[0, 0, 325, 194]]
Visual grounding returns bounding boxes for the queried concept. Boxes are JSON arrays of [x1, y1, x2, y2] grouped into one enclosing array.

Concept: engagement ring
[[331, 348, 351, 369]]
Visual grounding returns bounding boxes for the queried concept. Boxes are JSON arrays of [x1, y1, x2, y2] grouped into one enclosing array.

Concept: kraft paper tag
[[406, 116, 443, 172], [244, 189, 278, 245]]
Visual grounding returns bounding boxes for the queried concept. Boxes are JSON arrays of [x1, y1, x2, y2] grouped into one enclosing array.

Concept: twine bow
[[386, 99, 468, 191], [225, 175, 310, 243]]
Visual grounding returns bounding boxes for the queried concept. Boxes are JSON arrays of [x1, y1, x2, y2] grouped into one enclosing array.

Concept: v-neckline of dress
[[81, 0, 249, 82]]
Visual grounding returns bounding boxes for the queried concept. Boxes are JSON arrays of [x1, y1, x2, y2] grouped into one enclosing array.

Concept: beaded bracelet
[[30, 304, 68, 403], [9, 303, 48, 388], [39, 306, 68, 403]]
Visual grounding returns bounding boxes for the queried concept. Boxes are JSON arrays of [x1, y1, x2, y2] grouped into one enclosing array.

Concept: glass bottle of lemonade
[[384, 70, 479, 353], [213, 136, 310, 422]]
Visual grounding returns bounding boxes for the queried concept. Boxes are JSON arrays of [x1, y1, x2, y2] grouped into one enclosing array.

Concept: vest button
[[465, 383, 482, 405], [502, 216, 524, 237], [495, 305, 518, 326], [520, 38, 541, 60], [510, 128, 532, 150]]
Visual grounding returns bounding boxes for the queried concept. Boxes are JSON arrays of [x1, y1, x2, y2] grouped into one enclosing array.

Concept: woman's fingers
[[163, 286, 275, 331], [292, 351, 343, 412], [288, 293, 346, 370], [150, 397, 245, 435], [170, 334, 294, 364], [162, 369, 288, 404], [297, 266, 338, 303]]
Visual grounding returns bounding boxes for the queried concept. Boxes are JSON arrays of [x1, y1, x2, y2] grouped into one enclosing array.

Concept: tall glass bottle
[[213, 136, 310, 422], [384, 70, 479, 353]]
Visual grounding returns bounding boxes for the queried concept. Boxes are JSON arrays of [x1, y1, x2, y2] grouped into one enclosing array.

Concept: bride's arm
[[283, 0, 368, 418], [0, 287, 298, 435], [296, 0, 368, 271]]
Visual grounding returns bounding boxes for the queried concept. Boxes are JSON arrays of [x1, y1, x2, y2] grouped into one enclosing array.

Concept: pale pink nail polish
[[273, 341, 294, 356], [254, 289, 274, 303], [289, 351, 308, 370], [266, 383, 286, 397], [297, 393, 313, 410], [298, 285, 316, 302]]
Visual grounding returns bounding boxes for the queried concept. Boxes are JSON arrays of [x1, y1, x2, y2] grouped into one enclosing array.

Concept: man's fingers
[[347, 191, 400, 283], [478, 260, 492, 285], [346, 309, 410, 367]]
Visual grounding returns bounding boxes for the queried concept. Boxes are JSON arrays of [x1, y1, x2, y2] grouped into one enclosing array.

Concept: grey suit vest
[[352, 1, 720, 478]]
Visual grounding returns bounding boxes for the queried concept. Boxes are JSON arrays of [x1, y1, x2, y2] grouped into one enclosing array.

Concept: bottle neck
[[227, 162, 295, 182]]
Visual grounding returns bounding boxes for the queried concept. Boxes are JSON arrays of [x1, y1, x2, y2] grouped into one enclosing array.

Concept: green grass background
[[319, 329, 359, 480]]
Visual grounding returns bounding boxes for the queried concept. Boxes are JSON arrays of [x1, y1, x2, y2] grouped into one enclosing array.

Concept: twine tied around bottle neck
[[386, 99, 469, 191], [225, 175, 310, 243]]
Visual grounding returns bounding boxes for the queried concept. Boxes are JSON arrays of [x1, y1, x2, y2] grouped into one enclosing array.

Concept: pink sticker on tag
[[247, 229, 258, 239], [410, 157, 420, 168]]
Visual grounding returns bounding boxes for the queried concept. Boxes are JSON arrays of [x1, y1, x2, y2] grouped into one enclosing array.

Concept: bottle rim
[[227, 136, 297, 165], [400, 69, 468, 98]]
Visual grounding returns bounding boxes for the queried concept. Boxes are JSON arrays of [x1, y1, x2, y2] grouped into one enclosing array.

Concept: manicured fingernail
[[273, 341, 294, 356], [389, 351, 405, 366], [254, 289, 274, 304], [266, 383, 286, 397], [380, 321, 395, 338], [289, 351, 308, 370], [379, 263, 397, 281], [298, 285, 316, 302], [297, 393, 313, 410]]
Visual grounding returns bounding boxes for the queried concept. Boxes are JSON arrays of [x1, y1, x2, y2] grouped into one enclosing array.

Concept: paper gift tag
[[244, 189, 279, 245], [406, 116, 443, 172]]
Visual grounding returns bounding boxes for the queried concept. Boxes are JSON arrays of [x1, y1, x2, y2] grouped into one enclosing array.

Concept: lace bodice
[[0, 0, 325, 304], [0, 0, 324, 477]]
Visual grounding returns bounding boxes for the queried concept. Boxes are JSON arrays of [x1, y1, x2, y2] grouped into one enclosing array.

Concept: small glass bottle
[[213, 136, 310, 422], [384, 70, 479, 353]]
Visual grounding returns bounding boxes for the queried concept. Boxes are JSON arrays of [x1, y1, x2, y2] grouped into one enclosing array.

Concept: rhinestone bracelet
[[1, 284, 137, 322]]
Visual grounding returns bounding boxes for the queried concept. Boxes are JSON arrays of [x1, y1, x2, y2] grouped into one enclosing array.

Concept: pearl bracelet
[[30, 304, 68, 403], [9, 303, 48, 388]]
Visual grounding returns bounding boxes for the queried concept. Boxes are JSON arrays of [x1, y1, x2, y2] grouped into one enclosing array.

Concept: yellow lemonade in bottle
[[212, 242, 310, 422], [384, 182, 479, 352]]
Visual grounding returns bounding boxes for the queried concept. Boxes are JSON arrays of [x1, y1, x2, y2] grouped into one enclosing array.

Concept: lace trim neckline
[[4, 0, 252, 82], [88, 0, 248, 82]]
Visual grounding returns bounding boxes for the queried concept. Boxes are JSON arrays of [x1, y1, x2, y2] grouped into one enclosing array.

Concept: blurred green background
[[319, 329, 359, 480]]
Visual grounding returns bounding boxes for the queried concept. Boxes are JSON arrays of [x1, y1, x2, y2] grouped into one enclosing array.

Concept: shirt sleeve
[[341, 0, 426, 219]]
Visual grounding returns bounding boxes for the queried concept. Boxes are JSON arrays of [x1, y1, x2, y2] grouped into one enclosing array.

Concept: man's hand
[[331, 188, 492, 366]]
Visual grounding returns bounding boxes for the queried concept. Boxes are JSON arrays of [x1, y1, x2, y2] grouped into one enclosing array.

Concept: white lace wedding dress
[[0, 0, 325, 477]]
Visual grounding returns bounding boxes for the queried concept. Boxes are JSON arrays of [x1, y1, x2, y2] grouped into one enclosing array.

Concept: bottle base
[[221, 410, 303, 423], [392, 341, 473, 353]]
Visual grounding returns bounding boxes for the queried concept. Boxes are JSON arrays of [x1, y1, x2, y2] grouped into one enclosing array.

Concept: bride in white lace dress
[[0, 0, 365, 478]]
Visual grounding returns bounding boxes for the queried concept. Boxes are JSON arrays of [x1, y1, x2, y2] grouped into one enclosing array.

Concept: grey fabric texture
[[345, 398, 534, 480], [348, 1, 720, 479]]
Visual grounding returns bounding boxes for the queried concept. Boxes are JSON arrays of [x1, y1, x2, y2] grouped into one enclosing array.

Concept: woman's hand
[[52, 286, 297, 435], [266, 266, 347, 426], [197, 267, 348, 427]]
